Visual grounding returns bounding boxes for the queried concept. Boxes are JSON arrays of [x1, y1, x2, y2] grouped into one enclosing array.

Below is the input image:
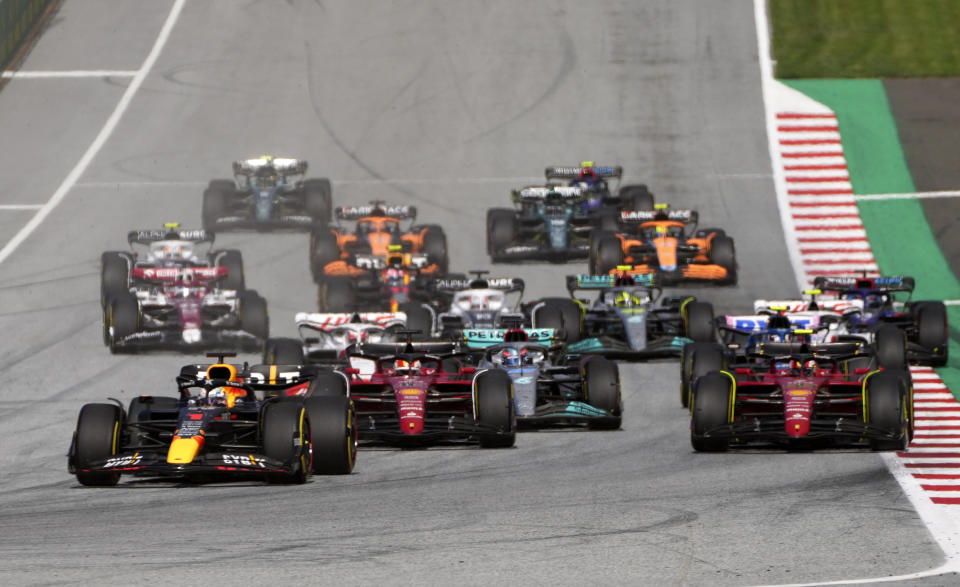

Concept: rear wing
[[349, 340, 460, 357], [813, 275, 915, 294], [232, 157, 307, 176], [131, 266, 228, 282], [619, 209, 697, 223], [295, 312, 407, 330], [128, 228, 213, 245], [350, 253, 431, 270], [335, 203, 417, 221], [565, 273, 655, 293], [721, 313, 822, 332], [511, 186, 585, 202], [462, 327, 556, 349], [545, 165, 622, 180], [429, 276, 524, 295], [754, 298, 863, 315]]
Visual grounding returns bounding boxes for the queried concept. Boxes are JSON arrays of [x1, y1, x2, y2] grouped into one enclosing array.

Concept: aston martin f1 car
[[68, 355, 356, 486], [310, 202, 448, 283], [262, 311, 408, 366], [472, 330, 622, 428], [689, 335, 913, 452], [202, 156, 332, 232], [341, 340, 516, 447], [527, 273, 716, 360], [486, 186, 596, 262], [589, 204, 736, 285]]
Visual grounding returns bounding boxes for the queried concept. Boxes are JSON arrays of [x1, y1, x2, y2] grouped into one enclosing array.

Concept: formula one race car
[[689, 334, 913, 451], [527, 273, 716, 360], [202, 156, 332, 232], [310, 202, 448, 283], [262, 311, 408, 365], [545, 162, 654, 212], [317, 245, 438, 313], [486, 185, 596, 262], [401, 272, 527, 339], [589, 204, 736, 285], [473, 329, 622, 428], [341, 340, 516, 447], [810, 275, 949, 366], [68, 355, 356, 486]]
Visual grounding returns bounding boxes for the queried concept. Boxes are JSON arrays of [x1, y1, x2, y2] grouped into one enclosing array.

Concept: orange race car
[[309, 202, 449, 283], [589, 204, 736, 285]]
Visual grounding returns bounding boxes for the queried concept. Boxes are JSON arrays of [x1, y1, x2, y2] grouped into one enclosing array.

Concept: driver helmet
[[614, 291, 642, 307], [205, 387, 227, 407], [500, 347, 521, 367]]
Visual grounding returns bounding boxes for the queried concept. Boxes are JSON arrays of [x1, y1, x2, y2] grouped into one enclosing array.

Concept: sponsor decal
[[104, 454, 142, 468], [222, 454, 265, 468]]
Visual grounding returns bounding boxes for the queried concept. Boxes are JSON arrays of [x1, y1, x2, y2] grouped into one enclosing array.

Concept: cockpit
[[356, 218, 400, 236], [489, 345, 546, 367], [454, 290, 505, 312], [148, 240, 197, 265]]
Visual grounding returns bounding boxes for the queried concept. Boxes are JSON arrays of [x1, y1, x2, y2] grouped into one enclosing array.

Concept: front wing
[[111, 328, 262, 352], [565, 335, 690, 360], [70, 450, 300, 480]]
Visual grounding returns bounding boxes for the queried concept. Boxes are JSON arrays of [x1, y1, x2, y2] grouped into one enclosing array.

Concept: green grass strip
[[771, 0, 960, 78]]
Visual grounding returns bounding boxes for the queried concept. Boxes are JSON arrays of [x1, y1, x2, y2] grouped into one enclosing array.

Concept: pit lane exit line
[[0, 0, 186, 266]]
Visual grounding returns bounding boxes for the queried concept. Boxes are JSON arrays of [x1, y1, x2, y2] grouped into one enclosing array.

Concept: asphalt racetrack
[[0, 1, 945, 584]]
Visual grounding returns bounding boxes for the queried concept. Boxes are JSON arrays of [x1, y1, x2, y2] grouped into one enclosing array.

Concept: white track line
[[1, 70, 137, 78], [856, 190, 960, 201], [0, 205, 43, 210], [0, 0, 186, 265]]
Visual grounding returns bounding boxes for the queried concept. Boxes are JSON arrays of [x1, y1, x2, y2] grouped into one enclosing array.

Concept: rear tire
[[584, 357, 622, 429], [533, 297, 583, 343], [310, 230, 341, 283], [875, 326, 908, 371], [475, 370, 516, 448], [866, 371, 909, 451], [74, 404, 123, 487], [263, 337, 304, 365], [305, 395, 357, 474], [303, 178, 332, 225], [709, 235, 737, 285], [239, 290, 269, 340], [215, 249, 245, 291], [421, 225, 449, 275], [398, 302, 433, 339], [690, 372, 731, 452], [915, 301, 948, 367], [684, 301, 715, 343], [486, 208, 517, 257], [262, 402, 310, 483], [619, 184, 654, 210], [593, 234, 623, 275], [320, 278, 354, 312]]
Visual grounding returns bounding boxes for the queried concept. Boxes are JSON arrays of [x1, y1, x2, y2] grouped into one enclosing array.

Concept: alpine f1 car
[[341, 340, 516, 447], [808, 275, 949, 366], [68, 355, 356, 486], [689, 333, 914, 451], [202, 156, 332, 232], [262, 311, 408, 365], [526, 273, 716, 360], [471, 329, 622, 428], [589, 204, 736, 285], [310, 201, 448, 283], [545, 161, 654, 212]]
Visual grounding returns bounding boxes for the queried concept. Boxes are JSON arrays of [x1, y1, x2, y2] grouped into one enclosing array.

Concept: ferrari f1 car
[[68, 355, 356, 486], [689, 332, 914, 451], [310, 202, 448, 283], [341, 340, 516, 447], [589, 204, 736, 285], [202, 156, 332, 232], [470, 328, 622, 428], [526, 273, 716, 360], [262, 311, 408, 366]]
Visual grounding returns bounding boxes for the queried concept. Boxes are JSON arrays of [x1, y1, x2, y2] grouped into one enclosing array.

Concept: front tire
[[584, 356, 622, 429], [303, 178, 333, 225], [866, 371, 910, 451], [690, 372, 731, 452], [486, 208, 517, 257], [215, 249, 245, 291], [262, 402, 310, 484], [533, 297, 584, 343], [100, 251, 129, 308], [305, 395, 357, 474], [74, 404, 123, 487], [684, 301, 715, 343], [475, 370, 516, 448], [202, 180, 233, 232]]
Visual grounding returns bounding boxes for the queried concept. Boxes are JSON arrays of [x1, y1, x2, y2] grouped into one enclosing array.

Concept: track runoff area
[[754, 0, 960, 583]]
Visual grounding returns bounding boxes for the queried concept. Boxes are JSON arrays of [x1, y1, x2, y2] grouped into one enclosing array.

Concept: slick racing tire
[[619, 184, 654, 211], [108, 293, 140, 352], [475, 369, 516, 448], [262, 402, 310, 484], [303, 178, 333, 225], [533, 297, 584, 343], [305, 395, 357, 474], [202, 179, 233, 232], [690, 372, 732, 452], [308, 371, 349, 397], [239, 290, 269, 340], [684, 301, 716, 343], [100, 251, 130, 308], [486, 208, 517, 256], [263, 337, 305, 365], [597, 208, 620, 233], [584, 356, 622, 429], [320, 278, 355, 312], [421, 225, 449, 275], [592, 234, 623, 276], [74, 403, 123, 487], [398, 302, 434, 340], [875, 325, 908, 371], [709, 235, 737, 285], [915, 301, 949, 367], [310, 229, 340, 283], [682, 342, 725, 409], [215, 249, 246, 291], [866, 371, 910, 451]]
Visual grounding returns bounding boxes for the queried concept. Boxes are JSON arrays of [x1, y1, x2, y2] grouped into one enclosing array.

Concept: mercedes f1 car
[[526, 273, 716, 360], [689, 333, 914, 451], [68, 355, 356, 486], [310, 202, 448, 283], [589, 204, 736, 285], [341, 340, 516, 447], [202, 156, 332, 232]]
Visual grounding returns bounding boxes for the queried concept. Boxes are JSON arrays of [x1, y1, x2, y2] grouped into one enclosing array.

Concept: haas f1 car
[[68, 355, 356, 485], [202, 156, 332, 232], [590, 205, 736, 285], [262, 311, 408, 366]]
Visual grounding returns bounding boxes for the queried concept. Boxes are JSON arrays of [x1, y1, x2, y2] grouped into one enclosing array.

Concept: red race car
[[341, 340, 516, 447]]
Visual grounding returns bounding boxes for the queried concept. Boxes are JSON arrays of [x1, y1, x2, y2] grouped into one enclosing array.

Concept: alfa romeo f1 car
[[527, 273, 716, 360], [689, 334, 914, 451], [341, 340, 516, 447], [310, 202, 448, 283], [262, 311, 408, 366], [589, 204, 736, 285], [68, 355, 356, 486], [471, 329, 622, 428], [202, 156, 332, 232]]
